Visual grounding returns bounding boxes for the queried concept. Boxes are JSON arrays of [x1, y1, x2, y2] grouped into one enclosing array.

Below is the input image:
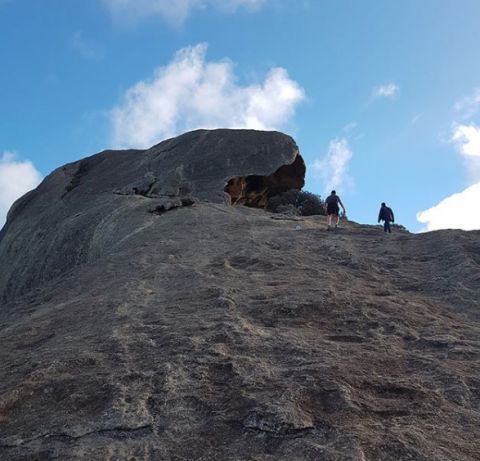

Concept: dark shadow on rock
[[224, 154, 305, 208]]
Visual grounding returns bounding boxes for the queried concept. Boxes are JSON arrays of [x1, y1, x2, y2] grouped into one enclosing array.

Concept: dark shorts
[[326, 203, 339, 215]]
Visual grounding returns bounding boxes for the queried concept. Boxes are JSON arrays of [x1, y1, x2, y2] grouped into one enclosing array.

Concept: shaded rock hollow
[[225, 154, 305, 207], [0, 129, 479, 461]]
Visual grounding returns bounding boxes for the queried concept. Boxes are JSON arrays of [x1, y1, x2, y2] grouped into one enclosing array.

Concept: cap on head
[[331, 190, 336, 195], [381, 202, 386, 206]]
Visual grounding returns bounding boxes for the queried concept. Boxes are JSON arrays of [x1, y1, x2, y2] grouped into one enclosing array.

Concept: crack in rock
[[149, 197, 195, 215], [243, 412, 314, 438], [0, 424, 153, 448]]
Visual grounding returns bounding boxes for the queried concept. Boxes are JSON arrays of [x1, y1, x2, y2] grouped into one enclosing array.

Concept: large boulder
[[0, 129, 304, 302]]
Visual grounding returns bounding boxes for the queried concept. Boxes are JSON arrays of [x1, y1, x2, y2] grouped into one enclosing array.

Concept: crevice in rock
[[112, 172, 159, 197], [0, 424, 153, 448], [132, 181, 157, 197], [224, 153, 305, 208], [149, 197, 195, 215], [242, 412, 313, 438]]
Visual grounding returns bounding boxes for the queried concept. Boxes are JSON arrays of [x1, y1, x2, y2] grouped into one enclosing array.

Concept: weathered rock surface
[[1, 129, 479, 460], [0, 129, 304, 302]]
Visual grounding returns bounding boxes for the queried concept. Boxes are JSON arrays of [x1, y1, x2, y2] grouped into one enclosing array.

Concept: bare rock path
[[2, 203, 478, 460]]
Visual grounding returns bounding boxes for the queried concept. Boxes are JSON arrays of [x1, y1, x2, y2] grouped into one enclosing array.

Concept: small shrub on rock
[[268, 190, 325, 216], [391, 223, 408, 232], [274, 204, 301, 216], [297, 191, 326, 216]]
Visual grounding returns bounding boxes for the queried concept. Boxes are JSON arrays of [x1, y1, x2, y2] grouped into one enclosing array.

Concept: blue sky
[[1, 0, 480, 231]]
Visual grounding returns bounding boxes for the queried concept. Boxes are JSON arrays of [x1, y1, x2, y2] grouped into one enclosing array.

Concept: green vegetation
[[268, 190, 326, 216]]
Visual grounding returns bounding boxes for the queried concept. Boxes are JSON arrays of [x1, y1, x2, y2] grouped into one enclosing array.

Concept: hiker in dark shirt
[[378, 202, 395, 233], [324, 190, 346, 230]]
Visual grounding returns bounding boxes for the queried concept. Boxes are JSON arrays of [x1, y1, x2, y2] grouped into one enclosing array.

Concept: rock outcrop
[[0, 129, 304, 303], [0, 129, 479, 460]]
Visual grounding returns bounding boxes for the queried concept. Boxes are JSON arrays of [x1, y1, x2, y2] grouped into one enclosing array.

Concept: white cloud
[[72, 31, 105, 61], [416, 182, 480, 231], [110, 43, 305, 148], [372, 83, 399, 99], [454, 88, 480, 120], [0, 152, 43, 225], [451, 123, 480, 158], [417, 89, 480, 231], [103, 0, 266, 25], [310, 138, 353, 195]]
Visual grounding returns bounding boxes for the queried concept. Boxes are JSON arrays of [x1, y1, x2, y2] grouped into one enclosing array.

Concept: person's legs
[[327, 204, 340, 229], [384, 220, 391, 233]]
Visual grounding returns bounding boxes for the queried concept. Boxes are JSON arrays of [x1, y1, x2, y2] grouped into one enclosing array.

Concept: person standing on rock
[[324, 190, 346, 230], [378, 202, 395, 233]]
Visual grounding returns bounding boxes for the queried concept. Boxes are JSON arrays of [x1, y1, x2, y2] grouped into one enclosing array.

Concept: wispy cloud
[[454, 88, 480, 120], [342, 121, 364, 140], [72, 31, 105, 61], [310, 138, 353, 195], [416, 182, 480, 231], [451, 123, 480, 158], [0, 152, 43, 225], [342, 122, 357, 133], [411, 113, 422, 125], [102, 0, 266, 25], [371, 83, 399, 100], [110, 43, 305, 148]]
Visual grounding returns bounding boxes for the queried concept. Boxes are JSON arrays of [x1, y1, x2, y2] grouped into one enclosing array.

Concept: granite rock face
[[0, 129, 304, 302], [1, 130, 479, 461]]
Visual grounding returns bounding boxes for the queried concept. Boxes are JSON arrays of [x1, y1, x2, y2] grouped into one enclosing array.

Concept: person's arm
[[390, 209, 395, 222], [338, 198, 346, 213], [378, 209, 382, 223]]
